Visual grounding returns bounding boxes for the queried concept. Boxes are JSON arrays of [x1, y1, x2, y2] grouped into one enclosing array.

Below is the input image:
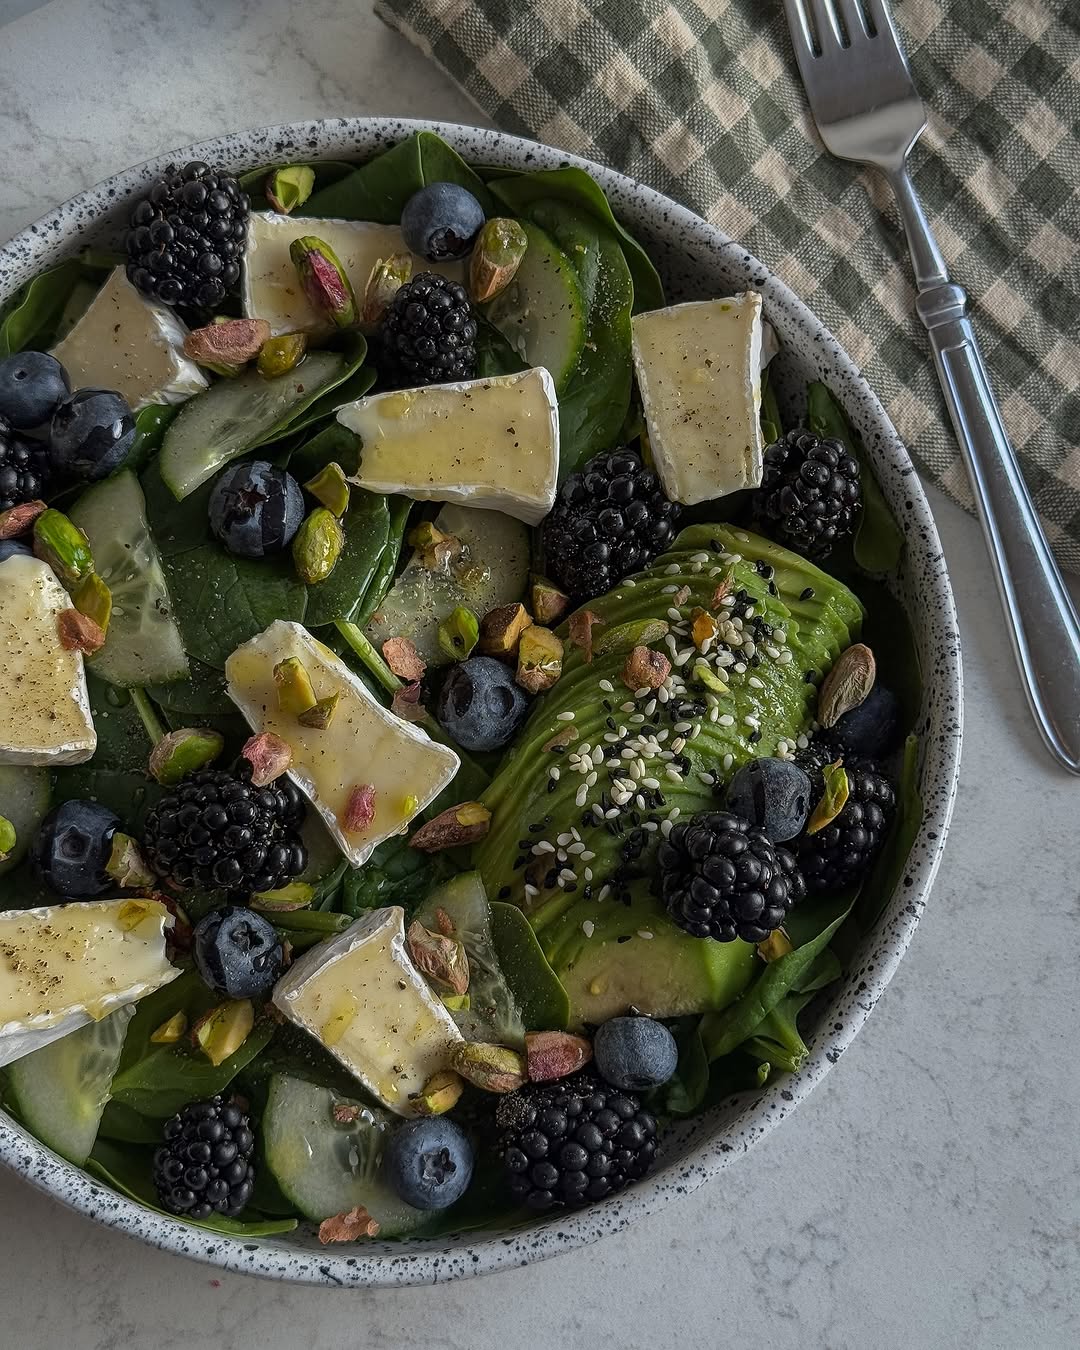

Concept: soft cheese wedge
[[225, 621, 459, 866], [272, 906, 462, 1115], [338, 368, 560, 526], [0, 554, 96, 765], [242, 212, 463, 336], [0, 898, 178, 1068], [51, 267, 207, 412], [630, 292, 765, 505]]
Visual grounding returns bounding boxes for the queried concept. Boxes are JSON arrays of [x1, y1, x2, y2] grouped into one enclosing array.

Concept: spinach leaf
[[353, 495, 412, 629], [122, 404, 179, 477], [96, 1100, 162, 1145], [515, 198, 634, 478], [699, 892, 853, 1062], [856, 733, 924, 930], [117, 970, 216, 1074], [739, 988, 818, 1074], [303, 131, 496, 222], [162, 542, 307, 671], [279, 346, 373, 441], [238, 1022, 371, 1099], [304, 490, 389, 628], [661, 1017, 710, 1117], [490, 167, 664, 313], [760, 368, 782, 445], [475, 314, 528, 379], [51, 676, 161, 831], [0, 252, 113, 357], [87, 1139, 298, 1235], [489, 901, 570, 1031], [339, 834, 454, 918], [285, 421, 360, 482], [109, 1019, 276, 1118], [147, 656, 234, 717], [808, 382, 904, 575]]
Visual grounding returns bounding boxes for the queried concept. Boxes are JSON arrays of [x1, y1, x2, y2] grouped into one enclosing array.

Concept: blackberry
[[143, 766, 307, 894], [153, 1096, 255, 1220], [798, 758, 895, 892], [124, 161, 249, 312], [0, 417, 49, 511], [497, 1069, 658, 1212], [755, 429, 861, 559], [658, 810, 804, 944], [541, 448, 681, 601], [378, 272, 477, 385]]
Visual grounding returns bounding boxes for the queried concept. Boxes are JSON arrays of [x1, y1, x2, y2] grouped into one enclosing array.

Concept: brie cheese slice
[[0, 898, 178, 1068], [225, 621, 459, 866], [241, 212, 463, 336], [338, 368, 560, 526], [50, 268, 207, 411], [631, 293, 765, 505], [0, 554, 95, 765], [273, 906, 462, 1115]]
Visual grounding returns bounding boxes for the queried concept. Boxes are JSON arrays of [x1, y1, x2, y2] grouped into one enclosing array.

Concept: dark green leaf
[[120, 404, 178, 477], [87, 1138, 297, 1235], [304, 490, 389, 627], [808, 382, 904, 576], [278, 344, 373, 441], [353, 495, 413, 629], [856, 733, 924, 929], [661, 1017, 710, 1116], [0, 253, 112, 357], [490, 167, 664, 313], [109, 1019, 275, 1118], [474, 315, 528, 379], [303, 132, 496, 222], [760, 368, 782, 445], [488, 901, 570, 1032], [339, 834, 454, 918], [238, 1022, 371, 1100], [96, 1100, 163, 1145], [147, 656, 234, 717], [140, 458, 214, 560]]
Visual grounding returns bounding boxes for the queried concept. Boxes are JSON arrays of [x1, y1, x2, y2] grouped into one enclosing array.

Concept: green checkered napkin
[[376, 0, 1080, 568]]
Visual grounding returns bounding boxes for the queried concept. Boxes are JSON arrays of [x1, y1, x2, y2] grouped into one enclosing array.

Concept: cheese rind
[[0, 555, 96, 765], [241, 212, 463, 336], [50, 268, 207, 412], [0, 898, 178, 1068], [338, 368, 560, 526], [272, 906, 463, 1115], [225, 621, 459, 866], [630, 293, 765, 506]]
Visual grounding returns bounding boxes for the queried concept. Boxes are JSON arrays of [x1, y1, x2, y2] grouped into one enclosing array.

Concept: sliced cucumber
[[69, 470, 189, 687], [7, 1005, 134, 1165], [262, 1073, 426, 1236], [0, 765, 49, 877], [364, 504, 530, 667], [483, 220, 585, 390], [159, 350, 344, 499]]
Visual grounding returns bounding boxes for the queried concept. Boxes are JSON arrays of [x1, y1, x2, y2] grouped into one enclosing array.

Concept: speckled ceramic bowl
[[0, 118, 962, 1286]]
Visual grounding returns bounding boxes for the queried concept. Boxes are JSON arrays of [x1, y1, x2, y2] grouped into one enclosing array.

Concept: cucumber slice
[[483, 220, 585, 390], [0, 765, 49, 876], [69, 470, 189, 687], [262, 1073, 426, 1236], [364, 504, 530, 667], [159, 350, 344, 499], [6, 1005, 134, 1165]]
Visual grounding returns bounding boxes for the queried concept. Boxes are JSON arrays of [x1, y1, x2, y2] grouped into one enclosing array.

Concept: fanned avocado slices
[[474, 524, 864, 1026]]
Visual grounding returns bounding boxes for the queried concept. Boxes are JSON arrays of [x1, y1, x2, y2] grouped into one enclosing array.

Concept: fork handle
[[912, 273, 1080, 773]]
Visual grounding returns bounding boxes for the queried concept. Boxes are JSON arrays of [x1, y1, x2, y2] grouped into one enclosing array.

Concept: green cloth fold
[[377, 0, 1080, 568]]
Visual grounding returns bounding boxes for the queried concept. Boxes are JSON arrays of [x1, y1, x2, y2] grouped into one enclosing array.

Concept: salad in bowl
[[0, 128, 929, 1254]]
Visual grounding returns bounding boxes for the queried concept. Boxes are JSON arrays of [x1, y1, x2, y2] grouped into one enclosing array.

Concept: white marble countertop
[[1, 2, 1077, 1346]]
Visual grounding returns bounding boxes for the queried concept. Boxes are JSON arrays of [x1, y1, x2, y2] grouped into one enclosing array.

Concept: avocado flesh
[[475, 524, 864, 1024]]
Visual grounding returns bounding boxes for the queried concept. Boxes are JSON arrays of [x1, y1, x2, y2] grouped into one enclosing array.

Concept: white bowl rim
[[0, 116, 962, 1287]]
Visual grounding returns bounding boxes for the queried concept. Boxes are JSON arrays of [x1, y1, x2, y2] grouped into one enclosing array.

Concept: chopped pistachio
[[297, 693, 341, 729], [0, 816, 15, 862], [72, 571, 112, 636], [438, 605, 480, 661], [289, 235, 357, 328], [292, 506, 345, 583], [303, 461, 350, 517], [150, 1011, 188, 1044], [478, 602, 533, 658], [516, 625, 563, 693], [265, 164, 315, 215], [149, 727, 225, 785], [257, 330, 308, 378], [33, 509, 93, 588], [361, 251, 412, 324], [469, 217, 528, 303], [191, 1000, 255, 1067], [251, 882, 315, 913], [273, 656, 318, 717]]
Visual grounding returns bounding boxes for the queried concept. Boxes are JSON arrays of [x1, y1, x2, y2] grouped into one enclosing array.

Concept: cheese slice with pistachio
[[225, 621, 459, 866], [272, 905, 462, 1115], [0, 898, 179, 1067], [631, 292, 765, 505], [0, 554, 95, 765]]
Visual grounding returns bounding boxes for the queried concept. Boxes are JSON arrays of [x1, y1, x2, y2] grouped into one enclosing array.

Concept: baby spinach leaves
[[0, 250, 115, 357]]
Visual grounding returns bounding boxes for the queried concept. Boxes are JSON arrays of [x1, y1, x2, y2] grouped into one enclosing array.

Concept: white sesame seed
[[582, 920, 595, 937], [586, 770, 598, 788], [690, 561, 703, 573], [665, 766, 683, 782], [657, 687, 670, 703], [699, 771, 715, 785], [668, 806, 681, 820], [673, 720, 693, 734], [744, 715, 760, 728], [624, 577, 636, 588], [662, 584, 679, 594], [598, 679, 614, 693], [557, 832, 573, 846], [636, 793, 647, 810], [592, 802, 606, 821], [720, 595, 735, 608], [525, 884, 539, 898], [656, 728, 669, 741], [749, 675, 765, 689], [637, 929, 655, 940], [629, 712, 645, 724], [659, 749, 675, 761], [700, 637, 715, 657], [734, 662, 747, 674], [744, 605, 755, 620], [671, 737, 686, 754], [584, 867, 594, 882], [579, 743, 592, 758], [568, 841, 586, 855], [709, 707, 719, 722], [709, 566, 723, 577], [664, 563, 682, 575], [778, 649, 794, 664], [691, 551, 711, 564], [557, 848, 568, 863], [661, 819, 673, 838], [642, 777, 661, 790], [549, 766, 561, 781], [559, 868, 576, 883], [797, 734, 810, 749], [664, 634, 678, 655], [644, 698, 657, 715], [557, 710, 575, 722], [635, 687, 651, 699], [666, 607, 683, 622], [533, 841, 555, 855], [723, 753, 734, 771], [605, 807, 621, 820], [581, 850, 596, 862], [642, 821, 659, 832], [598, 885, 611, 901], [629, 760, 643, 780], [761, 644, 778, 660], [575, 785, 588, 807], [620, 700, 636, 713], [719, 713, 735, 727], [774, 629, 787, 644]]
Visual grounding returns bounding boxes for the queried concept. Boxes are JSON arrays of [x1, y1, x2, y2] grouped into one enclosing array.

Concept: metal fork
[[783, 0, 1080, 774]]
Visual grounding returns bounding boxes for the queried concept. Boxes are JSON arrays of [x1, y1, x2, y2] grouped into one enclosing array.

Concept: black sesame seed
[[617, 935, 632, 944], [547, 780, 557, 793], [498, 885, 511, 899], [514, 855, 528, 869], [749, 729, 762, 744], [800, 587, 816, 601]]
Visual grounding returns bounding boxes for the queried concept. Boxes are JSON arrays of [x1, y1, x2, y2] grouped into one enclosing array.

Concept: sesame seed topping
[[723, 752, 734, 771], [599, 679, 614, 693], [664, 563, 682, 575], [637, 929, 655, 940], [667, 608, 683, 622], [549, 766, 561, 781], [582, 920, 595, 937], [598, 885, 611, 901], [575, 785, 588, 807], [749, 675, 765, 689], [525, 884, 539, 898]]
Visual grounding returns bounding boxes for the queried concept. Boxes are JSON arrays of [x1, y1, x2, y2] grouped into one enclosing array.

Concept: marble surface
[[0, 1, 1077, 1345]]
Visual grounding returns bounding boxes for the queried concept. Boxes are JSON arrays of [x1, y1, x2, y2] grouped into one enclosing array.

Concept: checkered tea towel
[[376, 0, 1080, 569]]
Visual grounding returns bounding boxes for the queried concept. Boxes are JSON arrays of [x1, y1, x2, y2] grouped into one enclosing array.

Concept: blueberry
[[382, 1117, 473, 1210], [31, 799, 120, 897], [0, 352, 70, 429], [0, 539, 32, 563], [208, 460, 304, 558], [436, 656, 529, 752], [830, 684, 900, 759], [49, 388, 135, 482], [400, 183, 485, 262], [193, 907, 284, 999], [725, 757, 812, 843], [594, 1016, 678, 1092]]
